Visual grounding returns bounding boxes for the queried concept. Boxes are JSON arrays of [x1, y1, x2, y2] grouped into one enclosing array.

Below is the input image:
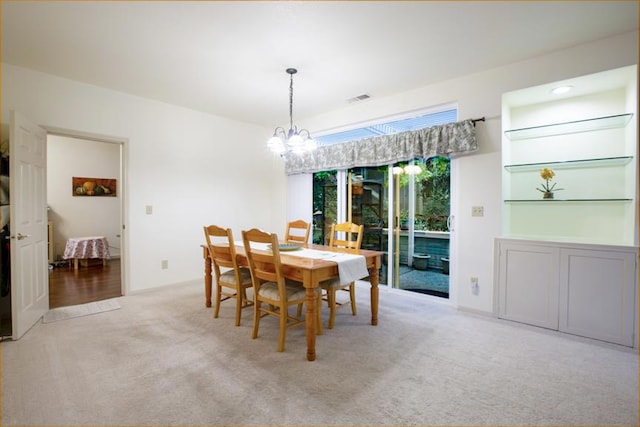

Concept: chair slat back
[[284, 219, 311, 244], [242, 228, 286, 295], [203, 225, 238, 273], [329, 222, 364, 251]]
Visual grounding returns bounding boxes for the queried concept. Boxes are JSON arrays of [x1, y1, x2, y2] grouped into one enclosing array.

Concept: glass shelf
[[504, 156, 633, 172], [504, 113, 633, 141], [504, 198, 632, 203]]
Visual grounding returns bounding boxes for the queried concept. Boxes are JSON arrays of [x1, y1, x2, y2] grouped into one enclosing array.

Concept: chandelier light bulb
[[287, 133, 303, 148], [267, 136, 285, 153]]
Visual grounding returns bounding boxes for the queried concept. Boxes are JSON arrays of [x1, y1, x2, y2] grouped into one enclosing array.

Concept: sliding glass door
[[312, 157, 450, 298], [392, 157, 451, 297]]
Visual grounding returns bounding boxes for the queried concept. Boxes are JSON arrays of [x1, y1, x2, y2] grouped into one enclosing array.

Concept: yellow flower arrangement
[[536, 168, 563, 194]]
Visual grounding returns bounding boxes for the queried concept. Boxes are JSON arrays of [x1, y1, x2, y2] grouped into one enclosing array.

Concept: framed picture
[[72, 177, 117, 197]]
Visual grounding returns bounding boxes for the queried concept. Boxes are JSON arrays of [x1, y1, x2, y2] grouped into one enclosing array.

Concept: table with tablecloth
[[63, 236, 111, 270]]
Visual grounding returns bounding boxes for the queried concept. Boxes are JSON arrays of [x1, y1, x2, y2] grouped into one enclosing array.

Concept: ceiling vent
[[347, 93, 371, 103]]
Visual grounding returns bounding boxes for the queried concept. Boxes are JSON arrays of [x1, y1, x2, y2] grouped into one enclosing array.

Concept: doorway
[[47, 134, 124, 308]]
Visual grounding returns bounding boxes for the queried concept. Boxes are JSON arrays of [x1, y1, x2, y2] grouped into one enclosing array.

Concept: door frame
[[44, 126, 128, 297]]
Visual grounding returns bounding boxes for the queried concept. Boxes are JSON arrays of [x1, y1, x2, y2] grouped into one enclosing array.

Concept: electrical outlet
[[471, 206, 484, 217], [471, 277, 479, 295], [161, 260, 168, 269], [146, 205, 153, 215]]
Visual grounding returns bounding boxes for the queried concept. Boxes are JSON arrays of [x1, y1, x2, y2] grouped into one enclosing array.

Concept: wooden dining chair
[[203, 225, 253, 326], [321, 221, 364, 329], [242, 228, 307, 352], [284, 219, 311, 244]]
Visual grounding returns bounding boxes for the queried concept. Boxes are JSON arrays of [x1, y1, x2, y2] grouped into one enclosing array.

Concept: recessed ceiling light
[[551, 85, 573, 95]]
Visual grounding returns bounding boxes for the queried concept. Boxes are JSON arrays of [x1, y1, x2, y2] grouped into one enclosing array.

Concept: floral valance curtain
[[284, 119, 478, 175]]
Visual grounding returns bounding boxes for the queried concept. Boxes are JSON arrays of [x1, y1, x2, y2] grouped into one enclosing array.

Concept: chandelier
[[267, 68, 316, 155]]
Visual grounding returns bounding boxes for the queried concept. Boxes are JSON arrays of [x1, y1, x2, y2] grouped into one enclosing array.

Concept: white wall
[[286, 173, 313, 226], [295, 30, 638, 314], [2, 64, 288, 293], [47, 135, 121, 259]]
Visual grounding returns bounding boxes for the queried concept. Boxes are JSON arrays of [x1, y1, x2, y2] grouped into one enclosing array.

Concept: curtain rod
[[471, 117, 485, 127]]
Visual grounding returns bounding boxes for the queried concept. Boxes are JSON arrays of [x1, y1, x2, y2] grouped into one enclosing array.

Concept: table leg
[[369, 266, 379, 326], [74, 258, 79, 271], [203, 247, 212, 308], [316, 290, 323, 336], [304, 272, 317, 361]]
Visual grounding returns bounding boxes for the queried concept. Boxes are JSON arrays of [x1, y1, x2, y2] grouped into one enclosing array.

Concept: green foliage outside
[[416, 157, 450, 231], [311, 156, 450, 243]]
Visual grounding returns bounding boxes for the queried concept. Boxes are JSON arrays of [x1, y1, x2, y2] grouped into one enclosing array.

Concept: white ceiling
[[2, 1, 638, 128]]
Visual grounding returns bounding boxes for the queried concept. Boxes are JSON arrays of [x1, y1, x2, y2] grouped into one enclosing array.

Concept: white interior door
[[10, 111, 48, 339]]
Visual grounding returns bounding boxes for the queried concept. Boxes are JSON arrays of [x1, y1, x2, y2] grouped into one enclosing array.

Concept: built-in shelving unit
[[500, 65, 637, 246], [495, 65, 638, 348]]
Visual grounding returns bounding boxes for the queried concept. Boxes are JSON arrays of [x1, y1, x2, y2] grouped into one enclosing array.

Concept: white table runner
[[238, 242, 369, 285]]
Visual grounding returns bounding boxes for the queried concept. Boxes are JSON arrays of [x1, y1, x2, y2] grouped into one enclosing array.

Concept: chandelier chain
[[289, 72, 294, 131]]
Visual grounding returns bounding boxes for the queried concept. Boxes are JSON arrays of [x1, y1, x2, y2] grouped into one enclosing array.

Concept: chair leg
[[349, 283, 357, 316], [234, 289, 242, 327], [214, 284, 221, 319], [278, 305, 287, 352], [328, 287, 337, 330], [296, 303, 303, 318], [252, 301, 261, 339]]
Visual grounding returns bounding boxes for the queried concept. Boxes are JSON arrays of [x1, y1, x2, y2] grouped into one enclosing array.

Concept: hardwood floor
[[48, 259, 122, 309]]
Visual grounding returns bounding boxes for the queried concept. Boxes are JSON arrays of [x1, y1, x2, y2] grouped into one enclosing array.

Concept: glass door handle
[[447, 215, 454, 231]]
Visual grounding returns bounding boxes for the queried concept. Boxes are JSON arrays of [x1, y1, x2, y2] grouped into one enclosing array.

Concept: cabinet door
[[497, 242, 560, 330], [559, 248, 636, 347]]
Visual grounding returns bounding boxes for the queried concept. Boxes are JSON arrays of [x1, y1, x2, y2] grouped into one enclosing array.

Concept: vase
[[543, 191, 554, 199]]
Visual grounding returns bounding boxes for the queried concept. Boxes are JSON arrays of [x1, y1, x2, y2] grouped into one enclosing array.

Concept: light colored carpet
[[2, 280, 637, 426], [42, 298, 121, 323]]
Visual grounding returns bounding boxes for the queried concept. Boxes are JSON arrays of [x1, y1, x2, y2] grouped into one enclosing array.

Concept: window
[[314, 108, 457, 145]]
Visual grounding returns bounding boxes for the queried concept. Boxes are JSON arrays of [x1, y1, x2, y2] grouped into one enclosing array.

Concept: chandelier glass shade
[[267, 68, 316, 155]]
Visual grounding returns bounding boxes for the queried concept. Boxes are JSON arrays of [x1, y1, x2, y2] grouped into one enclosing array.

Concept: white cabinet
[[559, 247, 636, 347], [497, 241, 559, 330], [495, 238, 637, 347]]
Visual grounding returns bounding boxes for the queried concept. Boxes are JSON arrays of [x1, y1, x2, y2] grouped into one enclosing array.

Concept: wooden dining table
[[201, 243, 382, 361]]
